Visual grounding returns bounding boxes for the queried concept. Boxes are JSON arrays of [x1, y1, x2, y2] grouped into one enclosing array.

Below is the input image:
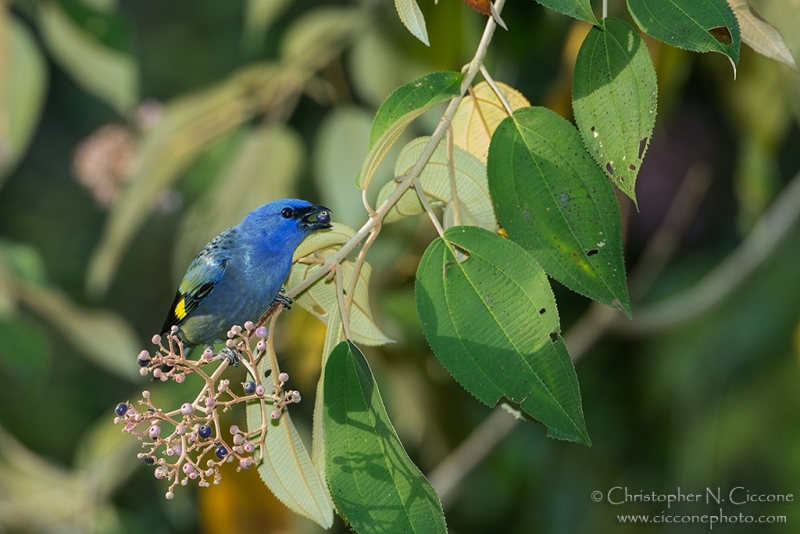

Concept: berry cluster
[[113, 322, 301, 499]]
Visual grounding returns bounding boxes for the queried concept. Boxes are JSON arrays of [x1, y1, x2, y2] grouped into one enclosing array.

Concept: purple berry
[[144, 456, 155, 466], [148, 425, 161, 438], [243, 381, 256, 394], [215, 444, 228, 459], [115, 403, 128, 416], [255, 326, 268, 338], [198, 425, 212, 439]]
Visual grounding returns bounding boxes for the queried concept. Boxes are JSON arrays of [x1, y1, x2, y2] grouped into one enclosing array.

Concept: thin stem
[[480, 64, 513, 115], [446, 127, 462, 226], [602, 0, 607, 18], [334, 265, 353, 340], [413, 177, 445, 236], [345, 225, 380, 314]]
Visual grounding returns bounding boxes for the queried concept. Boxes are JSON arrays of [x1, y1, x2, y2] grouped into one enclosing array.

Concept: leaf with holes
[[357, 71, 463, 189], [727, 0, 798, 72], [451, 81, 530, 163], [573, 17, 657, 204], [627, 0, 740, 74], [247, 358, 334, 528], [533, 0, 597, 24], [415, 226, 590, 444], [324, 340, 447, 533], [376, 136, 497, 231], [488, 107, 631, 315]]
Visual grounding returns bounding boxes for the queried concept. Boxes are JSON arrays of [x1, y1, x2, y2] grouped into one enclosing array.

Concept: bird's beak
[[300, 205, 332, 231]]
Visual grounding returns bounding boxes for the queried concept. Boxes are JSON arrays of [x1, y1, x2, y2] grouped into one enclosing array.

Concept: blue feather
[[162, 199, 332, 346]]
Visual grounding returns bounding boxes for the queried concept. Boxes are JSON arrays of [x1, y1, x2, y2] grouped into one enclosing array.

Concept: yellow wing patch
[[175, 297, 188, 320]]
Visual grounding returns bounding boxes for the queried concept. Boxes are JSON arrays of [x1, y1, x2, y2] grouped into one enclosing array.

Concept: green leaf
[[487, 107, 631, 315], [173, 124, 303, 280], [394, 0, 430, 46], [37, 2, 138, 114], [357, 71, 463, 189], [0, 18, 48, 183], [533, 0, 598, 24], [627, 0, 741, 74], [415, 226, 590, 445], [572, 17, 658, 203], [376, 136, 498, 231], [86, 65, 274, 296], [247, 355, 334, 528], [324, 340, 447, 533]]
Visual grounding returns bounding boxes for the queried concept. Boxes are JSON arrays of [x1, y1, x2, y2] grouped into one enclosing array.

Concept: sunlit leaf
[[173, 125, 303, 280], [242, 0, 292, 53], [416, 226, 590, 444], [357, 71, 463, 189], [324, 341, 447, 533], [394, 0, 430, 46], [451, 81, 530, 162], [0, 18, 48, 183], [37, 2, 138, 114], [533, 0, 597, 24], [245, 355, 334, 529], [488, 107, 631, 315], [572, 17, 658, 203], [627, 0, 741, 75], [293, 222, 355, 261], [727, 0, 798, 71], [86, 65, 276, 296], [287, 247, 392, 346], [376, 136, 497, 231]]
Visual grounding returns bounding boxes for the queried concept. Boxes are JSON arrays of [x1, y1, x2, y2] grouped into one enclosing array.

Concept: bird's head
[[240, 199, 332, 249]]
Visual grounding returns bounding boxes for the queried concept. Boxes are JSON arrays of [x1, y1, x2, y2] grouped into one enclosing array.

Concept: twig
[[344, 225, 379, 315], [619, 167, 800, 335], [479, 64, 513, 115], [334, 264, 353, 340], [413, 177, 445, 237], [446, 127, 462, 227], [602, 0, 607, 19]]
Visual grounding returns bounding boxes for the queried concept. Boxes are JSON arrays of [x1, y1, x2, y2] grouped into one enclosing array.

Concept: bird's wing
[[161, 228, 237, 334]]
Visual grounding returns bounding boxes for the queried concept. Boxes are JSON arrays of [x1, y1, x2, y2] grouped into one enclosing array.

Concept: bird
[[161, 199, 332, 350]]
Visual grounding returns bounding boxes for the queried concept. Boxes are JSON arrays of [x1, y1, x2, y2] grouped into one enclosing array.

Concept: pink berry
[[139, 368, 149, 376], [229, 425, 240, 435], [255, 385, 265, 396], [278, 372, 289, 383], [233, 434, 244, 445], [180, 403, 193, 415], [149, 425, 161, 438], [256, 340, 266, 352], [205, 397, 215, 408], [255, 326, 268, 338], [153, 368, 162, 379], [244, 321, 254, 331], [151, 334, 161, 345], [239, 458, 253, 469], [176, 424, 186, 435], [203, 348, 214, 359], [175, 374, 184, 383], [243, 442, 255, 453], [142, 390, 150, 399], [271, 410, 281, 420]]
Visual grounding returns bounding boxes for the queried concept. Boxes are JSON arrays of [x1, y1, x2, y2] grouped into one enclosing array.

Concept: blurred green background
[[0, 0, 799, 532]]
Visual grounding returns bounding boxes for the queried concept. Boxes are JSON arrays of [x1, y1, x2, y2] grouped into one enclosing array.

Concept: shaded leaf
[[0, 18, 48, 182], [37, 2, 138, 114], [533, 0, 597, 24], [627, 0, 741, 74], [377, 136, 497, 231], [245, 355, 334, 529], [451, 80, 530, 162], [727, 0, 798, 71], [394, 0, 430, 46], [86, 65, 275, 296], [487, 107, 631, 315], [287, 246, 392, 346], [281, 7, 368, 70], [242, 0, 292, 53], [416, 227, 590, 444], [314, 107, 373, 229], [324, 340, 447, 533], [173, 125, 303, 280], [572, 17, 658, 203], [357, 71, 463, 189]]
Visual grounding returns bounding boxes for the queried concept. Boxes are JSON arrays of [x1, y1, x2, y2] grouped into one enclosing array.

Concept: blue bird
[[161, 199, 332, 348]]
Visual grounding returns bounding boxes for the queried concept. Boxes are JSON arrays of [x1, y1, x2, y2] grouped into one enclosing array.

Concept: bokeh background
[[0, 0, 799, 532]]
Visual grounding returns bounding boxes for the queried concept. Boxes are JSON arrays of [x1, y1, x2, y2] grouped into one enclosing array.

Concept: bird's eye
[[281, 207, 294, 219]]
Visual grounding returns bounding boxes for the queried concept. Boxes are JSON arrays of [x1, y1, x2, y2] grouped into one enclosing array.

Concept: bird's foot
[[274, 289, 292, 311], [219, 346, 241, 367]]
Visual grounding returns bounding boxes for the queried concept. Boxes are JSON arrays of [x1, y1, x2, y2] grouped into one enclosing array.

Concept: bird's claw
[[219, 347, 241, 367], [275, 290, 292, 311]]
